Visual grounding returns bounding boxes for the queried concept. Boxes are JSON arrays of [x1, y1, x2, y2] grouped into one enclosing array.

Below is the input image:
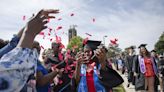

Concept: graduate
[[133, 44, 158, 92], [125, 46, 136, 87], [75, 40, 124, 92], [158, 54, 164, 92], [46, 44, 76, 92]]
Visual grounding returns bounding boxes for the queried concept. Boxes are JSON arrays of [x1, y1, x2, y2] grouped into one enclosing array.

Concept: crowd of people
[[0, 9, 164, 92], [113, 44, 164, 92], [0, 9, 124, 92]]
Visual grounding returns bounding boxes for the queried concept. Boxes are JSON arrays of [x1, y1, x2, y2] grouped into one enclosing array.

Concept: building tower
[[68, 25, 77, 42]]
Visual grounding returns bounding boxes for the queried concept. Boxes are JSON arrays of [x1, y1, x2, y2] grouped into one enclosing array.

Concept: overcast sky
[[0, 0, 164, 51]]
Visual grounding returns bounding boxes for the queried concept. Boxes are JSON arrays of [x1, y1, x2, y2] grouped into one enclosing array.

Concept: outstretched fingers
[[36, 9, 59, 19]]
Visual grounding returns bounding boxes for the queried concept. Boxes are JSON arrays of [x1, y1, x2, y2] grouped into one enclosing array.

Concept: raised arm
[[0, 9, 59, 92], [17, 9, 59, 49], [95, 47, 124, 88], [36, 68, 63, 86], [74, 52, 84, 84], [0, 28, 24, 58]]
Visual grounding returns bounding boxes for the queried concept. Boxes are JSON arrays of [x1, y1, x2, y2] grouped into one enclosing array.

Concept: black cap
[[83, 40, 101, 50], [151, 50, 156, 53], [128, 46, 136, 49], [159, 54, 164, 58], [138, 44, 147, 48]]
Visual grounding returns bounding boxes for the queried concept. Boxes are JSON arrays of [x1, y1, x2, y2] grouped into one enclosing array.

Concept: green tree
[[107, 44, 122, 58], [67, 36, 83, 51], [155, 32, 164, 54]]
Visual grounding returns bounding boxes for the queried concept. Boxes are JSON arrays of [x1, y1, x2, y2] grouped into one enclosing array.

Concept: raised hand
[[76, 52, 90, 64], [95, 46, 107, 64], [25, 9, 59, 36], [17, 9, 59, 49], [94, 46, 107, 70]]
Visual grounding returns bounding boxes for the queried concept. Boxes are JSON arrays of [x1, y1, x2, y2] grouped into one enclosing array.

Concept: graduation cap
[[83, 40, 101, 50], [128, 46, 136, 49], [138, 44, 147, 48], [151, 50, 156, 53], [159, 54, 164, 58]]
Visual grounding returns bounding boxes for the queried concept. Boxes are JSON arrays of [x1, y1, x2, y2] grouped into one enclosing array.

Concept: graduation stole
[[150, 57, 158, 75], [138, 55, 158, 75], [77, 64, 106, 92], [138, 55, 146, 73]]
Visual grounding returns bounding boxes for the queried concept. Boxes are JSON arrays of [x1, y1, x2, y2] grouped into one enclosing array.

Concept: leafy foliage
[[67, 36, 83, 51], [155, 32, 164, 54]]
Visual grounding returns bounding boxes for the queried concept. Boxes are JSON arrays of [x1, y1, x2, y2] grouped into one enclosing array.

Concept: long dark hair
[[139, 47, 151, 57]]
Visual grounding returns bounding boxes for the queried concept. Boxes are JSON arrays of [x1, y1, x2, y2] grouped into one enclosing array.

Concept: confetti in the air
[[39, 32, 45, 35], [48, 27, 52, 32], [50, 38, 53, 42], [59, 80, 63, 84], [70, 13, 74, 16], [92, 18, 95, 22], [58, 18, 62, 21], [68, 73, 73, 78], [110, 38, 118, 45], [40, 45, 45, 49], [48, 33, 51, 36], [83, 37, 89, 45], [56, 26, 62, 31], [48, 18, 50, 22], [23, 15, 26, 21], [85, 33, 92, 36]]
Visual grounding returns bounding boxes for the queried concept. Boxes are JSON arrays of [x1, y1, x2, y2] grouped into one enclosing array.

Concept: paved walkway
[[120, 73, 135, 92], [115, 70, 161, 92], [111, 64, 135, 92]]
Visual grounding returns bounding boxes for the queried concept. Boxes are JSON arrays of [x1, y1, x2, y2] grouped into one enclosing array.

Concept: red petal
[[50, 38, 53, 42], [70, 13, 74, 16], [70, 64, 74, 67], [48, 18, 50, 22], [114, 38, 118, 41], [39, 32, 44, 35], [68, 74, 73, 78], [59, 37, 61, 41], [40, 45, 44, 49], [92, 18, 95, 22], [59, 80, 63, 84], [110, 40, 116, 44], [60, 43, 65, 49], [58, 18, 62, 21], [71, 70, 74, 73], [48, 33, 51, 36], [48, 27, 52, 32], [55, 35, 62, 43], [56, 26, 62, 31], [58, 52, 64, 61], [83, 37, 89, 45], [85, 33, 92, 36], [23, 15, 26, 21], [66, 66, 71, 70]]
